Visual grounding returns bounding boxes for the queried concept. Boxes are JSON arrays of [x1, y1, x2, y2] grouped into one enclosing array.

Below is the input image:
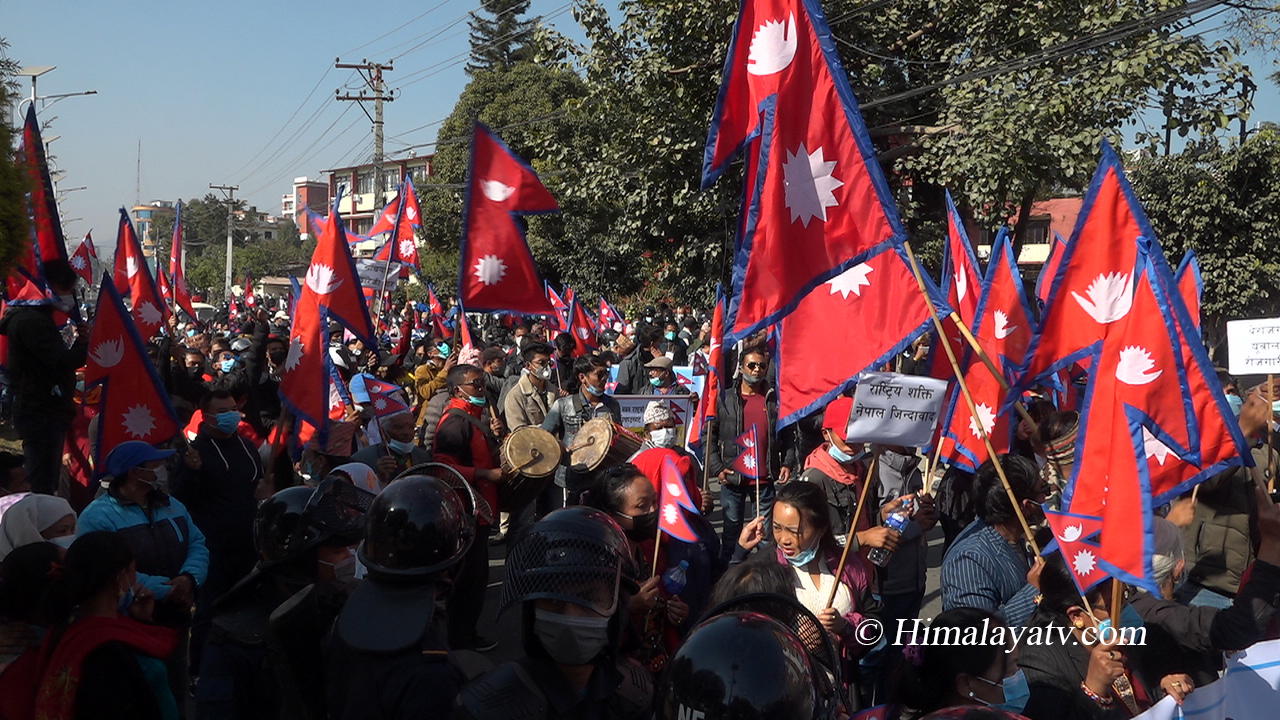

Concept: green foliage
[[467, 0, 537, 76], [1130, 129, 1280, 350], [0, 40, 30, 278], [185, 220, 313, 298]]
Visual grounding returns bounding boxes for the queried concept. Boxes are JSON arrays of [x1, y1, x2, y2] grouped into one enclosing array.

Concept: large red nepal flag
[[774, 244, 945, 427], [426, 284, 445, 317], [687, 293, 726, 448], [278, 296, 331, 428], [944, 190, 982, 327], [1036, 232, 1067, 306], [112, 209, 167, 338], [243, 271, 257, 308], [1022, 142, 1146, 384], [567, 296, 597, 356], [368, 191, 402, 238], [71, 232, 97, 285], [169, 201, 197, 320], [704, 0, 906, 342], [84, 276, 179, 476], [21, 105, 68, 265], [304, 199, 376, 343], [458, 123, 557, 315]]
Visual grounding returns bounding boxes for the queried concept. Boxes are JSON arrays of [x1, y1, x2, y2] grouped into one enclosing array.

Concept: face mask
[[649, 376, 664, 388], [973, 669, 1030, 713], [465, 392, 487, 407], [388, 438, 416, 455], [583, 382, 605, 397], [137, 466, 168, 491], [618, 510, 658, 542], [1097, 603, 1144, 636], [827, 443, 863, 464], [536, 365, 554, 381], [437, 343, 450, 356], [785, 542, 820, 567], [320, 553, 360, 594], [665, 331, 676, 341], [50, 535, 75, 549], [650, 428, 677, 448], [54, 293, 76, 312], [214, 410, 241, 434], [268, 349, 287, 366], [533, 608, 611, 665], [1227, 394, 1244, 417], [220, 358, 237, 373], [742, 372, 762, 385]]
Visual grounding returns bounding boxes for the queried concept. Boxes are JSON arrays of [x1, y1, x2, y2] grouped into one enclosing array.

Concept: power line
[[340, 0, 454, 58], [227, 67, 336, 179], [237, 95, 347, 185]]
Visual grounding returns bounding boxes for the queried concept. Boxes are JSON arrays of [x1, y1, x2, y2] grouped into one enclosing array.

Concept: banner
[[844, 372, 947, 447], [1226, 317, 1280, 375], [613, 393, 696, 437], [355, 259, 402, 292], [1133, 638, 1280, 720]]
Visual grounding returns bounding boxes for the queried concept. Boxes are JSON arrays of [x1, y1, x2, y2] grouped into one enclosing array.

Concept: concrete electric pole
[[335, 59, 394, 215], [210, 183, 238, 301]]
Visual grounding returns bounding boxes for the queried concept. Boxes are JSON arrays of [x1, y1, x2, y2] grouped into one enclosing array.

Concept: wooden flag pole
[[826, 448, 880, 609], [947, 310, 1039, 430], [904, 242, 1039, 553], [651, 522, 665, 577]]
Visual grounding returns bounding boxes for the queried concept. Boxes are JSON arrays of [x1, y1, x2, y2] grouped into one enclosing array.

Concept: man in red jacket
[[433, 363, 504, 652]]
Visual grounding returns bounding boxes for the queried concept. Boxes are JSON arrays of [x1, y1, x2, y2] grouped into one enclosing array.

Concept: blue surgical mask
[[1097, 603, 1144, 635], [388, 438, 416, 455], [974, 669, 1030, 713], [827, 443, 864, 464], [785, 543, 820, 567], [214, 410, 241, 434], [584, 382, 604, 397], [665, 331, 676, 341], [649, 376, 664, 387], [1227, 394, 1244, 417], [465, 393, 487, 407], [220, 358, 236, 373]]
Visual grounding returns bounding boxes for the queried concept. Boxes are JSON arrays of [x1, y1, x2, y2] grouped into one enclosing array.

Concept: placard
[[1227, 317, 1280, 375], [612, 394, 696, 437], [1134, 638, 1280, 720], [845, 372, 948, 447]]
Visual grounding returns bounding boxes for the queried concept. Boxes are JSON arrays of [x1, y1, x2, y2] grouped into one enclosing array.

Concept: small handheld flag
[[658, 456, 701, 543], [730, 426, 760, 480]]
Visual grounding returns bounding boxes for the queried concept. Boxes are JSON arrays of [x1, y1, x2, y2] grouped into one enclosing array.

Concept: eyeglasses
[[744, 362, 766, 371], [459, 379, 485, 389]]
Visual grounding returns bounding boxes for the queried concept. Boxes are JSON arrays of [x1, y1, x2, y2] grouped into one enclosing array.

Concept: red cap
[[822, 396, 854, 433]]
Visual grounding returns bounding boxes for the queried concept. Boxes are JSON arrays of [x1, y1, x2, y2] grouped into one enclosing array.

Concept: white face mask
[[650, 427, 678, 448]]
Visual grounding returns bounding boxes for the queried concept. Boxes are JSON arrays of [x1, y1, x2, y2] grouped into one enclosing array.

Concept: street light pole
[[211, 184, 239, 301]]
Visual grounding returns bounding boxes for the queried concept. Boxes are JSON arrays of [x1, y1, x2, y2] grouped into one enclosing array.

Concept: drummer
[[541, 355, 622, 508]]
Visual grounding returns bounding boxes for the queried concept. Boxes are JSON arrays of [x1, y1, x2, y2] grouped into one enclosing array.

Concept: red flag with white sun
[[84, 275, 179, 477], [457, 123, 557, 316]]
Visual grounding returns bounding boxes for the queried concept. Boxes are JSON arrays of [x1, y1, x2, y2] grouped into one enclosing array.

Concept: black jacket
[[173, 432, 263, 550], [0, 304, 87, 419], [1019, 614, 1151, 720], [704, 383, 795, 483]]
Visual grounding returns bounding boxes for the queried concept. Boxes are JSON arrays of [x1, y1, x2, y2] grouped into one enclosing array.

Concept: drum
[[498, 426, 562, 511], [570, 418, 645, 474], [394, 462, 496, 525]]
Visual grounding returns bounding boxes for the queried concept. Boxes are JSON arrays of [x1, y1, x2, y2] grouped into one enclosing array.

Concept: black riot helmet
[[500, 506, 637, 617], [656, 606, 837, 720], [255, 477, 373, 568], [357, 474, 475, 579]]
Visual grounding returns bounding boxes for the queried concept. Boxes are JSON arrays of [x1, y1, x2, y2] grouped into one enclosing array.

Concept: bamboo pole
[[825, 449, 880, 609]]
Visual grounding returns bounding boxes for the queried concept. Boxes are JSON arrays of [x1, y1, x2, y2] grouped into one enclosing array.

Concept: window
[[1023, 219, 1051, 245], [356, 172, 375, 195], [136, 209, 152, 220], [383, 172, 399, 192]]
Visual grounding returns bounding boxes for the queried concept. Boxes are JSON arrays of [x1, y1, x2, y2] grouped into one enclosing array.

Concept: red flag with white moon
[[111, 209, 168, 338], [458, 123, 557, 315]]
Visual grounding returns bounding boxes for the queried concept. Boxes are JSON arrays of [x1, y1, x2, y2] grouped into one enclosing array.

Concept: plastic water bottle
[[867, 512, 910, 567], [662, 560, 690, 595]]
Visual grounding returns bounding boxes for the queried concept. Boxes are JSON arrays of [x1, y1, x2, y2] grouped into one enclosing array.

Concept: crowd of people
[[0, 272, 1279, 720]]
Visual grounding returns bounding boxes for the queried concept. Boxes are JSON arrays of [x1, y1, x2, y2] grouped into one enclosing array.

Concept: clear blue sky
[[4, 0, 1277, 255]]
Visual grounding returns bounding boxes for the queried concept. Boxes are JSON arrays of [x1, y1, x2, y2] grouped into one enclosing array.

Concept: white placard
[[845, 372, 948, 447], [1227, 318, 1280, 375], [1134, 637, 1280, 720], [613, 394, 696, 436]]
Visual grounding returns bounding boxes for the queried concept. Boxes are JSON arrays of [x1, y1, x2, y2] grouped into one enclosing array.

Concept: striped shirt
[[940, 519, 1039, 627]]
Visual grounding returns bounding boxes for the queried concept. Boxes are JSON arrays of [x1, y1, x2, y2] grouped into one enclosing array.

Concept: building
[[131, 200, 176, 259], [323, 153, 433, 240], [282, 177, 330, 239], [974, 197, 1083, 263], [233, 206, 281, 242]]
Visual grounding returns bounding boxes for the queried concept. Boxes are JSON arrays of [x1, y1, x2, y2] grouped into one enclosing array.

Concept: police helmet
[[255, 476, 372, 568], [357, 473, 475, 578], [500, 507, 637, 617]]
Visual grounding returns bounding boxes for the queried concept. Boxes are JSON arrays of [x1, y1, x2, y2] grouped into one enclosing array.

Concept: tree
[[466, 0, 537, 76], [1130, 129, 1280, 354], [0, 39, 30, 277], [531, 0, 1254, 296], [184, 220, 314, 299]]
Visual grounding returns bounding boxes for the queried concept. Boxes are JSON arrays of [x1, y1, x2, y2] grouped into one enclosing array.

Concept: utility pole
[[335, 59, 394, 215], [210, 184, 238, 301]]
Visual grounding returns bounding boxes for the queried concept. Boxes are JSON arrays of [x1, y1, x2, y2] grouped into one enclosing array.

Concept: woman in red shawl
[[31, 531, 178, 720]]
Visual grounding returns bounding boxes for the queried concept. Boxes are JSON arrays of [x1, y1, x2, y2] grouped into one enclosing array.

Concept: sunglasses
[[459, 379, 485, 389], [744, 362, 766, 371]]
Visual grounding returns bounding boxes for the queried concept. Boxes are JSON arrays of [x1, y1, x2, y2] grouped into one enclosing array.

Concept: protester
[[503, 342, 557, 430], [940, 455, 1047, 628], [0, 493, 75, 563], [349, 408, 430, 489], [433, 364, 504, 651], [541, 354, 622, 506], [0, 259, 90, 495], [637, 356, 681, 395], [326, 475, 476, 719], [32, 531, 181, 720], [0, 452, 29, 521], [707, 347, 794, 562], [454, 507, 653, 719], [0, 542, 60, 675]]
